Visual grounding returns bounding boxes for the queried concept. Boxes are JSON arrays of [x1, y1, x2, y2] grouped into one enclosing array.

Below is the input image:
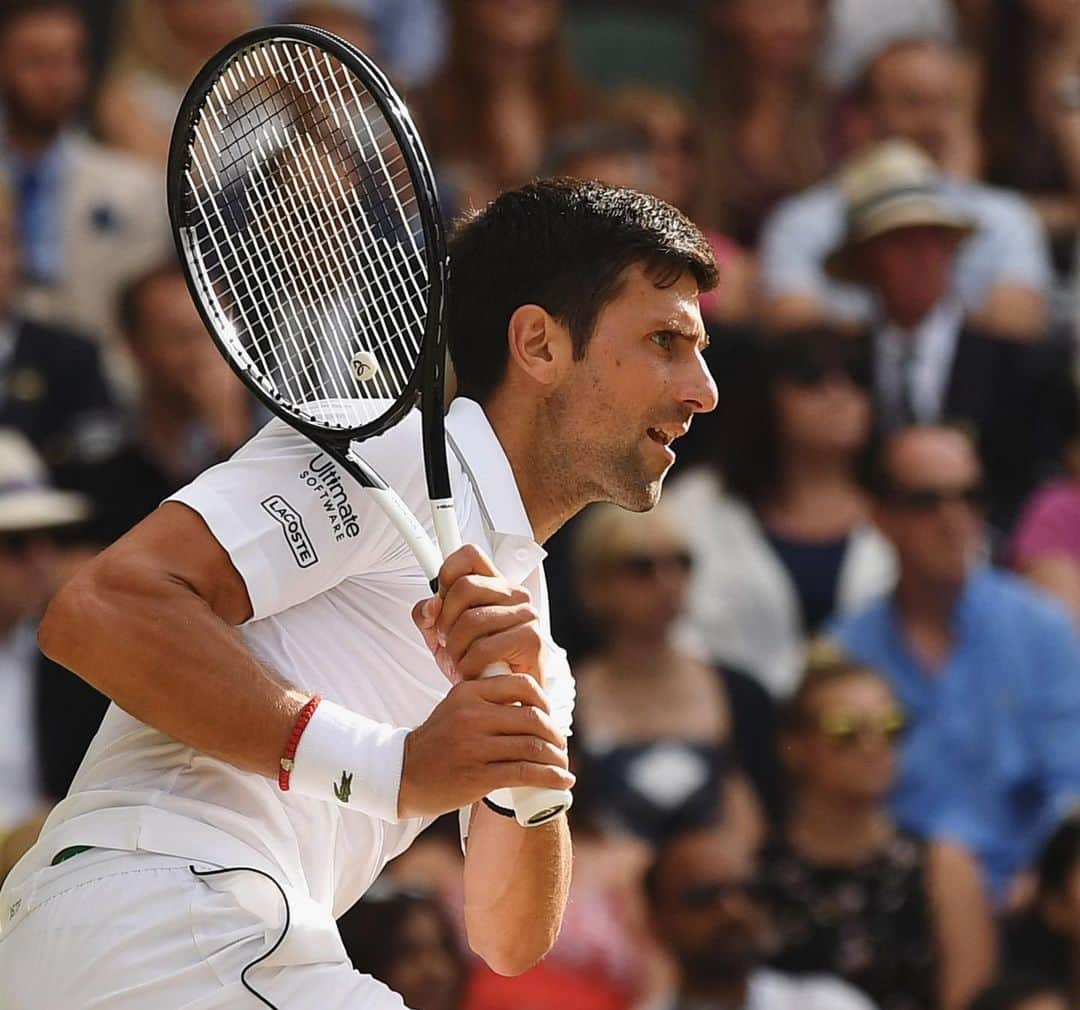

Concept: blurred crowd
[[2, 1, 1080, 1009]]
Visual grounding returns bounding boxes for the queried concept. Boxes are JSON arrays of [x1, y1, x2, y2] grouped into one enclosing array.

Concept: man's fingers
[[456, 623, 544, 681], [479, 700, 566, 750], [443, 602, 537, 665], [437, 575, 530, 640], [437, 544, 499, 597], [482, 761, 576, 794], [479, 735, 570, 770], [466, 672, 550, 713]]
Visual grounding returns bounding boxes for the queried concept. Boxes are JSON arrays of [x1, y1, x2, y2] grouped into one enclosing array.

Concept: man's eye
[[651, 332, 674, 351]]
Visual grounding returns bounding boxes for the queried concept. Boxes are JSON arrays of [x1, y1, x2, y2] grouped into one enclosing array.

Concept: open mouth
[[647, 427, 674, 447]]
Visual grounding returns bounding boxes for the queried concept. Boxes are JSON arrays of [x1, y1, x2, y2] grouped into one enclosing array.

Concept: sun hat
[[0, 430, 91, 532], [825, 139, 975, 283]]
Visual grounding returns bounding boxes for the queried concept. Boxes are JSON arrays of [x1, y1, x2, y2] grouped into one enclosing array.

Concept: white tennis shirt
[[1, 397, 573, 931]]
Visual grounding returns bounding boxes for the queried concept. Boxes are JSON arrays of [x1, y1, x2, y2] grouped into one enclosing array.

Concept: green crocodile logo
[[333, 770, 353, 804]]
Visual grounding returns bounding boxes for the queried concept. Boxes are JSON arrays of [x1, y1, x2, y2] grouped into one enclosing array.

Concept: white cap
[[0, 430, 91, 532]]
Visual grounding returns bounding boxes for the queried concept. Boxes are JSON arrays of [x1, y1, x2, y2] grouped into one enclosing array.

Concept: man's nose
[[682, 350, 718, 414]]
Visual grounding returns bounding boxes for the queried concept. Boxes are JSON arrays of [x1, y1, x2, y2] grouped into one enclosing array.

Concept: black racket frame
[[167, 24, 454, 510]]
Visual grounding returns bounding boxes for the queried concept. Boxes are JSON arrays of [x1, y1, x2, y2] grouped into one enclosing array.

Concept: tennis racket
[[167, 24, 570, 828]]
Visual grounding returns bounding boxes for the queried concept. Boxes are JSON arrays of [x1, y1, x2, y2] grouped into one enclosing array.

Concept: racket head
[[167, 24, 448, 447]]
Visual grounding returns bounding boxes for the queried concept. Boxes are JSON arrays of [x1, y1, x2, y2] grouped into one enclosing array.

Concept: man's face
[[0, 530, 58, 626], [387, 907, 461, 1010], [543, 263, 718, 512], [860, 226, 959, 329], [651, 833, 775, 979], [0, 10, 88, 137], [867, 43, 961, 164], [875, 428, 985, 587]]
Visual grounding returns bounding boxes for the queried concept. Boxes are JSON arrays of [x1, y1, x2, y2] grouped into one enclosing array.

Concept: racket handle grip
[[482, 661, 573, 828]]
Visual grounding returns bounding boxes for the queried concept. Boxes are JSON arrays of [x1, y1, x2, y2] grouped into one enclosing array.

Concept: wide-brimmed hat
[[825, 139, 976, 283], [0, 430, 90, 532]]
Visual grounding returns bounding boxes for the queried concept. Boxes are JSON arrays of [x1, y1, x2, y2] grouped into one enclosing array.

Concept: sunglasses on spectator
[[816, 710, 907, 749], [609, 551, 693, 579], [771, 353, 871, 390], [680, 879, 769, 908], [886, 483, 987, 512]]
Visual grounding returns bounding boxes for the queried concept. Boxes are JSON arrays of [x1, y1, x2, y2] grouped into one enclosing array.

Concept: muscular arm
[[37, 501, 306, 776], [463, 806, 572, 975]]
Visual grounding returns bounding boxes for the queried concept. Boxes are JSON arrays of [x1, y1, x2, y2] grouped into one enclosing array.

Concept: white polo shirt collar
[[444, 397, 546, 585]]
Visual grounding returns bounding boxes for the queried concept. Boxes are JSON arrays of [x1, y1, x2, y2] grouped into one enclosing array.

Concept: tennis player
[[0, 179, 718, 1009]]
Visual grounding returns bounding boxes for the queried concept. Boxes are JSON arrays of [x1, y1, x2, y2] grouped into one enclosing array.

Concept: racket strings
[[181, 37, 431, 430]]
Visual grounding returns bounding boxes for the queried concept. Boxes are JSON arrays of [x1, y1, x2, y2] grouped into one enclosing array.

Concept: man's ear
[[506, 304, 573, 389]]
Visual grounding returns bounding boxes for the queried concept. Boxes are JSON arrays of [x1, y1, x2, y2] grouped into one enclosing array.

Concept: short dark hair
[[0, 0, 81, 39], [118, 259, 185, 340], [447, 178, 718, 403]]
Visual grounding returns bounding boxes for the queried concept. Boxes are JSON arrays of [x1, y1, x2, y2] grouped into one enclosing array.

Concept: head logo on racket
[[351, 350, 379, 384]]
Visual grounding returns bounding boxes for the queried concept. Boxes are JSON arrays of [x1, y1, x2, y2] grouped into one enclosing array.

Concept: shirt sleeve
[[757, 187, 844, 299], [168, 418, 419, 621], [959, 189, 1052, 302], [1024, 604, 1080, 841]]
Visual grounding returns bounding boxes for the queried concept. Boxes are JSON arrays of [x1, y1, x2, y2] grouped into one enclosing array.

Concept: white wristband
[[288, 699, 409, 822]]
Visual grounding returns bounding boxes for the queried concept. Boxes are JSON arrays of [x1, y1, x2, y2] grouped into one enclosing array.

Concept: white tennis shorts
[[0, 848, 409, 1010]]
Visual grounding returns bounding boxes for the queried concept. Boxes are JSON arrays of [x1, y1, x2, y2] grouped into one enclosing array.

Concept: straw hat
[[0, 430, 90, 532], [825, 139, 975, 283]]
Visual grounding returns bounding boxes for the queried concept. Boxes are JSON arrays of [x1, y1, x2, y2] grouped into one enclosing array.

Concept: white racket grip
[[483, 661, 573, 828], [431, 498, 462, 558]]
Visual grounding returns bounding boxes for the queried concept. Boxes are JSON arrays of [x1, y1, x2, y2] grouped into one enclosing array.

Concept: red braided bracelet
[[278, 694, 322, 791]]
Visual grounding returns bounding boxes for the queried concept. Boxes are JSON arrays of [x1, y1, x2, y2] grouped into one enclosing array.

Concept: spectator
[[759, 36, 1052, 340], [571, 502, 767, 850], [0, 0, 171, 392], [0, 170, 118, 472], [416, 0, 591, 212], [1000, 810, 1080, 1006], [0, 431, 92, 839], [541, 120, 654, 192], [824, 140, 1077, 531], [336, 886, 465, 1010], [980, 0, 1080, 278], [607, 87, 756, 324], [259, 0, 447, 89], [697, 0, 830, 249], [967, 978, 1069, 1010], [95, 0, 257, 164], [1010, 439, 1080, 626], [764, 645, 995, 1010], [58, 261, 260, 545], [820, 0, 959, 89], [666, 326, 895, 698], [645, 828, 877, 1010], [827, 425, 1080, 905], [279, 2, 377, 56]]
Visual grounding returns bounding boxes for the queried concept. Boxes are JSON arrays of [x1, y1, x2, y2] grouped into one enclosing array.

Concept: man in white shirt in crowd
[[759, 35, 1051, 339], [646, 829, 876, 1010], [0, 178, 719, 1009]]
